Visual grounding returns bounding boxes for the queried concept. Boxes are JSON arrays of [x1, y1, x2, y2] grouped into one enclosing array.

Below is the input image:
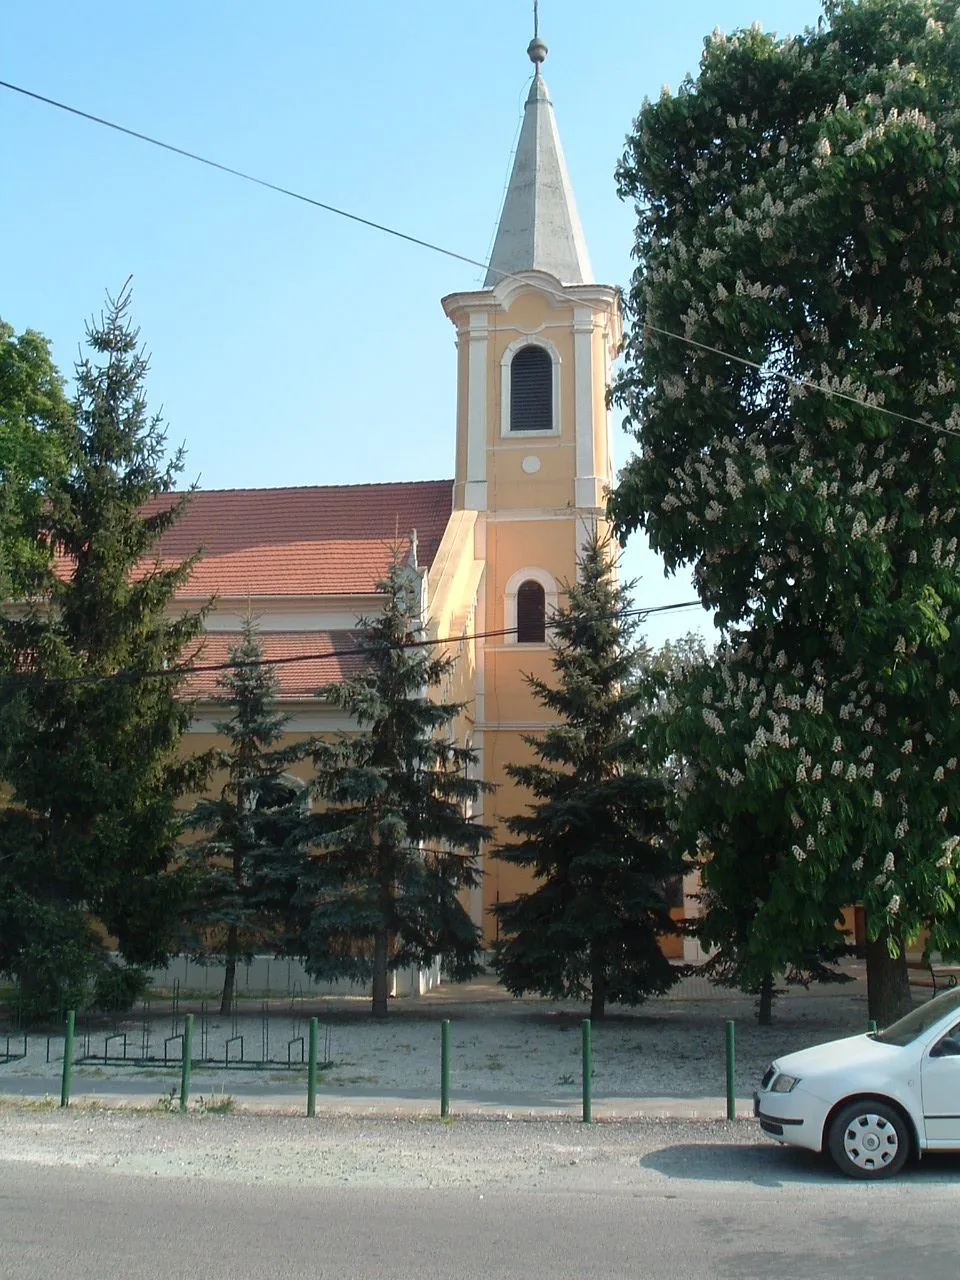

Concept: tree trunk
[[372, 928, 390, 1019], [220, 924, 238, 1017], [865, 927, 911, 1027], [589, 947, 606, 1021], [757, 973, 774, 1026]]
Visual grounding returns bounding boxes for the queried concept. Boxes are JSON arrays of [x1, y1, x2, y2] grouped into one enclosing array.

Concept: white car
[[755, 986, 960, 1178]]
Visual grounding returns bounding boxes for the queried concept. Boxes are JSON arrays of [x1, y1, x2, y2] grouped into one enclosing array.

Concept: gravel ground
[[0, 966, 937, 1193], [0, 966, 891, 1107], [0, 1107, 767, 1191]]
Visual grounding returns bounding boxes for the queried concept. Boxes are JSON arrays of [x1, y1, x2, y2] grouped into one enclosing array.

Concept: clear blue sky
[[3, 0, 823, 646]]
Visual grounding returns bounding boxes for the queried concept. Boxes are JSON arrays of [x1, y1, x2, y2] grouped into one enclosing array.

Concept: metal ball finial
[[527, 36, 547, 65]]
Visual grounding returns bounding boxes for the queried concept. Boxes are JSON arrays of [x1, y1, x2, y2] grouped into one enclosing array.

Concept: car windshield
[[873, 987, 960, 1047]]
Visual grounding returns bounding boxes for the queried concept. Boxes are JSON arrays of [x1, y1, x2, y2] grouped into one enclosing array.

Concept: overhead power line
[[1, 599, 704, 690], [0, 80, 494, 279], [2, 78, 958, 440]]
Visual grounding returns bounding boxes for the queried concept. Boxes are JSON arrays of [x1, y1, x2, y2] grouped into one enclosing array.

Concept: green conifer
[[493, 535, 679, 1020], [0, 287, 207, 1020], [180, 618, 314, 1014], [297, 550, 490, 1017]]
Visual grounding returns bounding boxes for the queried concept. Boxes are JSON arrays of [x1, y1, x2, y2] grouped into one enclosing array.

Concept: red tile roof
[[150, 479, 452, 598], [186, 630, 364, 701]]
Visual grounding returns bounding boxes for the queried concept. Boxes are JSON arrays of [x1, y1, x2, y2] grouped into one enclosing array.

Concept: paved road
[[3, 1131, 959, 1279]]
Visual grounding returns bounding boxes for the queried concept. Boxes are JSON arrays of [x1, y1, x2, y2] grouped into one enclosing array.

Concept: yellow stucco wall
[[442, 276, 621, 941]]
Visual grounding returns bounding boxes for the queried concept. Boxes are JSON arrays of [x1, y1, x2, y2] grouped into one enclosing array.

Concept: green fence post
[[60, 1010, 75, 1109], [725, 1019, 736, 1121], [307, 1017, 318, 1118], [440, 1019, 451, 1118], [582, 1019, 592, 1124], [868, 1019, 877, 1034], [180, 1013, 194, 1112]]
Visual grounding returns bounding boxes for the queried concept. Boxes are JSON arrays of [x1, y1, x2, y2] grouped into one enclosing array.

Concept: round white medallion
[[521, 455, 541, 474]]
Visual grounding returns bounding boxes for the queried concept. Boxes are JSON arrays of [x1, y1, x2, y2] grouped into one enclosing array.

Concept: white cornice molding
[[177, 593, 383, 609], [441, 275, 620, 323], [473, 719, 555, 731], [486, 506, 605, 523]]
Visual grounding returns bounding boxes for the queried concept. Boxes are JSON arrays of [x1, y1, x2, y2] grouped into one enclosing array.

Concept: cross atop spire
[[483, 20, 593, 288]]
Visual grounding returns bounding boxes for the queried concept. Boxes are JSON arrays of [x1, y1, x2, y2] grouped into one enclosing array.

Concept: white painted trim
[[175, 593, 384, 608], [573, 306, 595, 493], [493, 440, 573, 452], [486, 507, 604, 523], [464, 480, 487, 509], [482, 645, 552, 657], [575, 477, 604, 507], [441, 281, 620, 322], [189, 708, 358, 734], [503, 565, 558, 645], [500, 335, 561, 438], [492, 270, 569, 309], [201, 607, 372, 632], [473, 720, 555, 731], [466, 311, 488, 509], [463, 734, 485, 930], [575, 512, 597, 566]]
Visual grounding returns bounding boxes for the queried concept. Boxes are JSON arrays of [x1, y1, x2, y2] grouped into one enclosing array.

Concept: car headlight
[[771, 1073, 801, 1093]]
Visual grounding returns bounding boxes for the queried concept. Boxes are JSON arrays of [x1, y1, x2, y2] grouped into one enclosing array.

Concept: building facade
[[171, 35, 622, 945]]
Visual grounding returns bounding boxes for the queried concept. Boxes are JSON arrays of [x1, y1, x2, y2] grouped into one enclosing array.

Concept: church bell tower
[[442, 27, 621, 933]]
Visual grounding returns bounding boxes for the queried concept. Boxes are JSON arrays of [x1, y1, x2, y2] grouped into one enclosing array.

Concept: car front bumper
[[754, 1088, 827, 1153]]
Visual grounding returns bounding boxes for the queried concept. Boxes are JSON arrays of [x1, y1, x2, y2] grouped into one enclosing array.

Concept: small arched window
[[516, 579, 546, 643], [510, 345, 553, 432]]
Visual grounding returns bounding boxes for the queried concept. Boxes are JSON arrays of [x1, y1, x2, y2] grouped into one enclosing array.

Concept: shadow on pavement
[[641, 1141, 960, 1187]]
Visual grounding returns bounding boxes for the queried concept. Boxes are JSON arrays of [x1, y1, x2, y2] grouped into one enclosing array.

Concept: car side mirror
[[931, 1035, 960, 1058]]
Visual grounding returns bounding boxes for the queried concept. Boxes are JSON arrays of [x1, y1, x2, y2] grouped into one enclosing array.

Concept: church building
[[167, 33, 623, 946]]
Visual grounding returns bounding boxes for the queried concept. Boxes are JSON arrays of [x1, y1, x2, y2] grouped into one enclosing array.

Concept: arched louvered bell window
[[516, 579, 546, 643], [510, 345, 553, 432]]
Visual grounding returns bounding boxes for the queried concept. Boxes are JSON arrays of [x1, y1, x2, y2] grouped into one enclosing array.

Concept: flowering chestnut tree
[[611, 0, 960, 1023]]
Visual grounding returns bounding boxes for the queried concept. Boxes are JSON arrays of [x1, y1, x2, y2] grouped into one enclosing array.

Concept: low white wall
[[145, 955, 443, 1001]]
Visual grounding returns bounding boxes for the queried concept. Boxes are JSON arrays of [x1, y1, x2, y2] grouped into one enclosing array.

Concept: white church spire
[[483, 23, 593, 288]]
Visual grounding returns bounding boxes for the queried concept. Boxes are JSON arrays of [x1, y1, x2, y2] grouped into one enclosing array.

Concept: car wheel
[[827, 1100, 910, 1179]]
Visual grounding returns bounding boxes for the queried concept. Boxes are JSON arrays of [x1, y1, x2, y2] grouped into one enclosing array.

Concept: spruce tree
[[0, 286, 207, 1019], [492, 535, 679, 1020], [296, 549, 490, 1018], [180, 619, 314, 1015]]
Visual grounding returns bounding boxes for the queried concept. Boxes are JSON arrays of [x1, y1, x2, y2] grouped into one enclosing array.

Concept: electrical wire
[[0, 599, 704, 690], [2, 77, 958, 440], [641, 322, 954, 437], [0, 80, 496, 280]]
